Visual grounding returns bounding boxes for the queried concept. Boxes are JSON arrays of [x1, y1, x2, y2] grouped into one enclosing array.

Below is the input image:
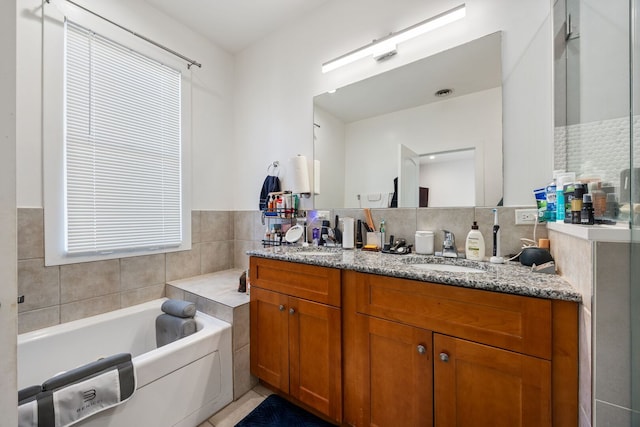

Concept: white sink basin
[[410, 263, 486, 274]]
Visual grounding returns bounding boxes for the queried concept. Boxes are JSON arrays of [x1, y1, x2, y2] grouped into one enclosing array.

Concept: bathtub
[[18, 298, 233, 427]]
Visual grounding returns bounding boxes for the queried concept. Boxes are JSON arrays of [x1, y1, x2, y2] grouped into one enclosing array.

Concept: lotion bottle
[[465, 221, 485, 261]]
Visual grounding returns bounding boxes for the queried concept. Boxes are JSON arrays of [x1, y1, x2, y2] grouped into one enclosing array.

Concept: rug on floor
[[235, 394, 335, 427]]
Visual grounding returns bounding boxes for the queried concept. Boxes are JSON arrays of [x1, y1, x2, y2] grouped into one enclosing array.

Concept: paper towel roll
[[289, 155, 311, 194], [342, 217, 354, 249]]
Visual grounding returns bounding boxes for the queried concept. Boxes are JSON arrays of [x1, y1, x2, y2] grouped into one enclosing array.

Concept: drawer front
[[356, 273, 551, 359], [250, 257, 341, 307]]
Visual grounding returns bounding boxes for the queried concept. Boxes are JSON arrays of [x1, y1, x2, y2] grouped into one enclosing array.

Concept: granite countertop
[[247, 247, 582, 302]]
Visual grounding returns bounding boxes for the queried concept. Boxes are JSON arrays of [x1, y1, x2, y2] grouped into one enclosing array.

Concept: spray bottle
[[489, 208, 504, 264]]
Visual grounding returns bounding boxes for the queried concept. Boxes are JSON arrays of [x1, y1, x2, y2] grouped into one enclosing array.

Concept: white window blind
[[65, 21, 183, 255]]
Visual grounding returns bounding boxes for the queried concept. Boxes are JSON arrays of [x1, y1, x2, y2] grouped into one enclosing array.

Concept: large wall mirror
[[313, 32, 503, 209]]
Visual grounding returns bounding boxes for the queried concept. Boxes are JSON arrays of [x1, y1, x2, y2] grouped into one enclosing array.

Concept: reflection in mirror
[[313, 32, 503, 209]]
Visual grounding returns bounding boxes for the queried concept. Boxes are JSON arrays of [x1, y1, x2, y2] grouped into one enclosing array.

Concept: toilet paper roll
[[342, 217, 354, 249], [289, 155, 311, 194]]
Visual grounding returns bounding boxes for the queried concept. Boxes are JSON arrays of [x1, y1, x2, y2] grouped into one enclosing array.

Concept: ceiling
[[143, 0, 331, 53], [313, 32, 502, 123]]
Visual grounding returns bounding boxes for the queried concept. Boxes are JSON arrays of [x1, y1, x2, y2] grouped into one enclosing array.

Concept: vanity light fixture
[[321, 3, 466, 73]]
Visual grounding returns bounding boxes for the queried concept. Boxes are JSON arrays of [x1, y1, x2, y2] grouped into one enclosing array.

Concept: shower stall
[[554, 0, 640, 425]]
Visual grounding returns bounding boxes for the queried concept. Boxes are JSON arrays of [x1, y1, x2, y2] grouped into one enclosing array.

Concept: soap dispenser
[[465, 221, 485, 261]]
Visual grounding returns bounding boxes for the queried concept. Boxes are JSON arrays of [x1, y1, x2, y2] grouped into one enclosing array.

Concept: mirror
[[313, 32, 503, 209]]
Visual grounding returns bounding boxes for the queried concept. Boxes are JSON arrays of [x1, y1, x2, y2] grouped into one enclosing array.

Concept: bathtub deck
[[166, 269, 255, 400]]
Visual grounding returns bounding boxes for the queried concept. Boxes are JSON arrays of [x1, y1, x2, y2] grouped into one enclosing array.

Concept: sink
[[409, 263, 486, 274]]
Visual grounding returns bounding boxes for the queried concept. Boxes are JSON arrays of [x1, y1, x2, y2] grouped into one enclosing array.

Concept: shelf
[[546, 221, 632, 242]]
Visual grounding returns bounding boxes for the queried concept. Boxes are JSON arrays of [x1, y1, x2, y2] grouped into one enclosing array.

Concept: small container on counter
[[415, 231, 434, 255]]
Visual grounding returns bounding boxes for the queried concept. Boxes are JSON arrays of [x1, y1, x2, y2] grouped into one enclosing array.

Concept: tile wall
[[593, 242, 636, 425], [17, 208, 235, 333], [549, 230, 594, 427], [19, 206, 548, 331]]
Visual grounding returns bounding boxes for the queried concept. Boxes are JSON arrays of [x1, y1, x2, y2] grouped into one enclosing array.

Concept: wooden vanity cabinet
[[343, 271, 578, 427], [249, 257, 342, 423]]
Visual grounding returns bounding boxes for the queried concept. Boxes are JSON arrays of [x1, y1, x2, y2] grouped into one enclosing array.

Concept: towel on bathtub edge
[[18, 386, 40, 427], [19, 353, 136, 427], [161, 299, 196, 318]]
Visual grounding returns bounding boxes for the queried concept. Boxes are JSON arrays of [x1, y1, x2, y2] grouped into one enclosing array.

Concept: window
[[44, 8, 191, 265]]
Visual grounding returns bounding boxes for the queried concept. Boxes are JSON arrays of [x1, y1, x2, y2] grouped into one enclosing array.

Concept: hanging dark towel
[[390, 177, 398, 208], [259, 175, 281, 210]]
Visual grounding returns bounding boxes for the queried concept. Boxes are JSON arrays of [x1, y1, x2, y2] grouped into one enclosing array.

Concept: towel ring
[[267, 161, 280, 176]]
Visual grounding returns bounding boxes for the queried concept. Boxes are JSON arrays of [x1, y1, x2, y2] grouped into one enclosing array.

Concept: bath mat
[[235, 394, 335, 427]]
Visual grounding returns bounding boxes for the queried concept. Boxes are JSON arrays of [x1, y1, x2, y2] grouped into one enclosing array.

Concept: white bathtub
[[18, 298, 233, 427]]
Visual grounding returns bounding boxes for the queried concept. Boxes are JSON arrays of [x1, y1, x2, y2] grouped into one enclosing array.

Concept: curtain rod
[[46, 0, 202, 69]]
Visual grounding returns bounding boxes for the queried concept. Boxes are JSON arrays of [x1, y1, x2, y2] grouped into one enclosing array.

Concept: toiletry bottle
[[465, 221, 485, 261], [563, 183, 575, 223], [356, 220, 363, 249], [605, 193, 619, 219], [590, 182, 606, 220], [571, 184, 585, 224], [556, 172, 575, 222], [320, 220, 330, 246], [581, 193, 595, 225], [545, 173, 558, 222]]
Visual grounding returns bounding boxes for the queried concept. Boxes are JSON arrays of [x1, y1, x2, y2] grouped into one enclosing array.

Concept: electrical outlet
[[515, 209, 538, 225], [315, 210, 330, 220]]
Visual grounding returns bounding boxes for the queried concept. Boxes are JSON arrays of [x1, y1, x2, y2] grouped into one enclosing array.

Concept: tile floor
[[198, 384, 273, 427]]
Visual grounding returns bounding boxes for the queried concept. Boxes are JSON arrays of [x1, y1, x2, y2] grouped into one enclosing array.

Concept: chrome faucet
[[442, 230, 458, 258]]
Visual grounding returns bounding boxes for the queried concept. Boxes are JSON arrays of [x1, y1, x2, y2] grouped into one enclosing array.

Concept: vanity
[[248, 248, 580, 427]]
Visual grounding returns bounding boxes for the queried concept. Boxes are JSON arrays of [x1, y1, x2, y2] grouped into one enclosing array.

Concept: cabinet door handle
[[439, 352, 450, 362], [417, 345, 427, 355], [278, 304, 285, 312], [289, 307, 295, 315]]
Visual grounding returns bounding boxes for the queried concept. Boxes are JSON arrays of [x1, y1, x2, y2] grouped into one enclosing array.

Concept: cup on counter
[[366, 232, 382, 248], [414, 231, 434, 255]]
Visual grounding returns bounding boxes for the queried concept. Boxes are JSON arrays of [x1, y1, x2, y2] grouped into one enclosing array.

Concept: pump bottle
[[465, 221, 485, 261]]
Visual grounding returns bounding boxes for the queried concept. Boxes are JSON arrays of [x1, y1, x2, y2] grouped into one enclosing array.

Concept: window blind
[[65, 21, 182, 254]]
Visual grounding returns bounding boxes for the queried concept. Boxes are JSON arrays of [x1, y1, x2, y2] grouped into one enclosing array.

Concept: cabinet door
[[289, 297, 342, 422], [250, 287, 289, 392], [357, 314, 433, 427], [434, 334, 551, 427]]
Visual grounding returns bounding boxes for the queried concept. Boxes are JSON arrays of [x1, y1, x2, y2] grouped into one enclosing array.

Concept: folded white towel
[[53, 369, 122, 426]]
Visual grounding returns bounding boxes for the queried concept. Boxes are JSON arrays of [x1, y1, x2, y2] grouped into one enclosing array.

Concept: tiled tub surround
[[165, 269, 257, 400], [18, 206, 544, 332], [17, 208, 235, 333]]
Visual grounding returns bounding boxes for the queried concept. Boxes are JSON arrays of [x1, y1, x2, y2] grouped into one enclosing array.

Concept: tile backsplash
[[18, 206, 543, 333]]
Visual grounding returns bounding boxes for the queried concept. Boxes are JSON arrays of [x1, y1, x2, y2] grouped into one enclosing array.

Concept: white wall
[[421, 157, 476, 207], [16, 0, 235, 210], [234, 0, 554, 209], [313, 106, 346, 209], [1, 0, 17, 422], [341, 87, 502, 208]]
